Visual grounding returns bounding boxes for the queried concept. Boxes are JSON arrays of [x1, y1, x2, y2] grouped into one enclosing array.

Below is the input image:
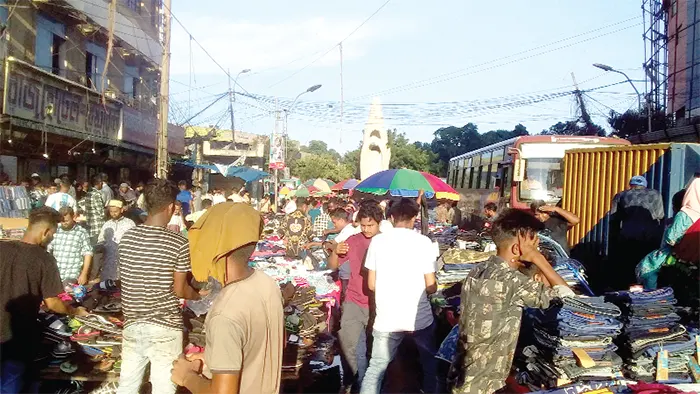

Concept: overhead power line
[[267, 0, 393, 89]]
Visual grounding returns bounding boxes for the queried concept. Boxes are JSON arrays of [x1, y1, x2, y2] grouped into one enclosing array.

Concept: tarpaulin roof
[[178, 161, 270, 183]]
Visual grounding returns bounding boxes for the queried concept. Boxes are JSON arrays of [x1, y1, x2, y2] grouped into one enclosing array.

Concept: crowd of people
[[1, 171, 698, 394]]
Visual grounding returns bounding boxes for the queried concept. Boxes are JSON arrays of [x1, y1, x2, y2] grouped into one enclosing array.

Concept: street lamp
[[593, 63, 651, 133], [273, 83, 322, 212], [229, 68, 251, 133], [593, 63, 641, 110]]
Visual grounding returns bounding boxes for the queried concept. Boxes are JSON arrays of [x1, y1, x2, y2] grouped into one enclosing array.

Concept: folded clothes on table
[[606, 287, 677, 306]]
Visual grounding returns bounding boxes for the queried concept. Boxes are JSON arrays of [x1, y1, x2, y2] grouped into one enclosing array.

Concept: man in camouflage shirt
[[450, 209, 573, 393]]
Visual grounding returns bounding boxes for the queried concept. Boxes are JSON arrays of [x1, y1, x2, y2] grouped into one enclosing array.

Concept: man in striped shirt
[[117, 179, 201, 394]]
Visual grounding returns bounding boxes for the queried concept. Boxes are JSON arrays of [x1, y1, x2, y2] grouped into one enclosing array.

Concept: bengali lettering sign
[[3, 59, 121, 143]]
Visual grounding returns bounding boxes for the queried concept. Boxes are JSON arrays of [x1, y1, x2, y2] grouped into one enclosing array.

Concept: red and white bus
[[447, 135, 631, 211]]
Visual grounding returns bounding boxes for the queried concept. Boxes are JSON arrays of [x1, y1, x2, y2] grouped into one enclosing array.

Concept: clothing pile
[[0, 185, 31, 217], [518, 296, 624, 388], [552, 258, 594, 296], [606, 287, 697, 383], [436, 247, 495, 286]]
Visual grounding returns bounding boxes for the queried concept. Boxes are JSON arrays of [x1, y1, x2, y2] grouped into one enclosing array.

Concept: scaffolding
[[642, 0, 668, 113]]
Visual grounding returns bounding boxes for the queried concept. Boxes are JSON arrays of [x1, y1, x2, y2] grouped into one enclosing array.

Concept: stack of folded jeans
[[552, 258, 594, 296], [518, 296, 624, 388], [606, 287, 695, 383]]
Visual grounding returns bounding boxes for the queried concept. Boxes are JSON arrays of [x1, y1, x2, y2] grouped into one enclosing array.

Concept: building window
[[124, 0, 139, 11], [85, 42, 106, 91], [671, 0, 678, 16], [124, 66, 139, 98], [35, 14, 65, 74]]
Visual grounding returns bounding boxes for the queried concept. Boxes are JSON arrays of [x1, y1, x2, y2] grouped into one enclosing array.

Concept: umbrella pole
[[420, 198, 428, 236]]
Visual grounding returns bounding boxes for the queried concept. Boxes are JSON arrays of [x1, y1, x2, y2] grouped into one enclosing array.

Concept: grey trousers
[[338, 301, 370, 382]]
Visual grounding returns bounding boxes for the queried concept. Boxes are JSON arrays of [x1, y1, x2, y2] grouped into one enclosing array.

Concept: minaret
[[360, 97, 391, 180]]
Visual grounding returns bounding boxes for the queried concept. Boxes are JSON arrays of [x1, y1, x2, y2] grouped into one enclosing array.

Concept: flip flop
[[75, 315, 121, 335], [41, 315, 73, 337], [51, 341, 75, 358], [70, 326, 101, 341]]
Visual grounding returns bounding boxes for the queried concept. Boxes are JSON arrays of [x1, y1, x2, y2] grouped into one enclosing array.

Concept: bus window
[[479, 165, 489, 189], [488, 163, 498, 189], [469, 167, 476, 189], [502, 166, 512, 200], [464, 167, 472, 189], [519, 158, 564, 203]]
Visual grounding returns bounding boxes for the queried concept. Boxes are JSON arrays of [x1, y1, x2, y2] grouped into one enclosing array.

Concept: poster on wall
[[269, 133, 286, 170], [0, 155, 17, 183]]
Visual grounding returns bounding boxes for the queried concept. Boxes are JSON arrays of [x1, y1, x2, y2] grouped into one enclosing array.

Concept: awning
[[176, 161, 269, 182]]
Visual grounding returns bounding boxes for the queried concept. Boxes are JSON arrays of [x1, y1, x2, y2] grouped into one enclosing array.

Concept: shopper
[[436, 200, 450, 224], [96, 200, 136, 281], [329, 200, 383, 389], [279, 197, 312, 258], [637, 178, 700, 289], [116, 179, 201, 394], [0, 208, 88, 393], [312, 200, 335, 237], [175, 181, 193, 216], [361, 198, 441, 393], [85, 175, 106, 244], [609, 175, 665, 289], [449, 209, 573, 393], [185, 198, 212, 225], [172, 203, 284, 394], [530, 200, 580, 254], [47, 207, 93, 285], [100, 173, 114, 207], [28, 173, 47, 209], [44, 178, 77, 212], [449, 200, 462, 227], [119, 183, 138, 208]]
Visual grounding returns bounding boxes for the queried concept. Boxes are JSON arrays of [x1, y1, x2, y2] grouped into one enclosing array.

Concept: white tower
[[360, 97, 391, 180]]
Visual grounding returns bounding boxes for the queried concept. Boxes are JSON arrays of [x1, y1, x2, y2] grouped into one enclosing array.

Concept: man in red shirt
[[329, 200, 384, 389]]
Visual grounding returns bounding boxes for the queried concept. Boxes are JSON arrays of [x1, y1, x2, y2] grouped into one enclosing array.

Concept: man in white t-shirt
[[45, 178, 77, 212], [361, 198, 440, 394]]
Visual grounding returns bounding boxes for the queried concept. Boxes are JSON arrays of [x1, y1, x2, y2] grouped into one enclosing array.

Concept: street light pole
[[593, 63, 651, 134], [229, 68, 251, 135]]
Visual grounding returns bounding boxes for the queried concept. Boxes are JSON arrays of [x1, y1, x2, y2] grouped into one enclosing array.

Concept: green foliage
[[540, 120, 605, 136], [607, 108, 672, 138], [429, 123, 529, 176], [293, 154, 354, 182], [387, 129, 436, 173]]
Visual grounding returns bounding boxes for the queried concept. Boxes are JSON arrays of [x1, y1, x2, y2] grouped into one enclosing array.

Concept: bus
[[447, 135, 631, 212]]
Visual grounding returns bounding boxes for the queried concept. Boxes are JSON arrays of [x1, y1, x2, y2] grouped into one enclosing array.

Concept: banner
[[269, 133, 285, 170]]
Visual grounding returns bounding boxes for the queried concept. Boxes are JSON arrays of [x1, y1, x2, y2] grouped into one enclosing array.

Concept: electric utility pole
[[156, 0, 172, 178]]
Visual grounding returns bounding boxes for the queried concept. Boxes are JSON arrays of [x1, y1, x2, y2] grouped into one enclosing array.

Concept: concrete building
[[0, 0, 184, 185], [667, 0, 700, 120]]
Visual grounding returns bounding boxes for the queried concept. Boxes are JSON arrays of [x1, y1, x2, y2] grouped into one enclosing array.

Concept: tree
[[387, 129, 435, 172], [429, 123, 529, 176], [341, 146, 361, 179], [608, 108, 673, 139], [301, 140, 341, 161], [541, 120, 605, 136], [292, 154, 354, 182]]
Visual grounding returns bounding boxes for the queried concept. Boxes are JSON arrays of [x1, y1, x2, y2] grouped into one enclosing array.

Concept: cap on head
[[629, 175, 648, 188]]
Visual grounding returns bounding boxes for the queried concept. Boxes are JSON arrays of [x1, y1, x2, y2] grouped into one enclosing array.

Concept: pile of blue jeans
[[518, 296, 624, 388], [606, 287, 696, 383], [552, 258, 595, 296]]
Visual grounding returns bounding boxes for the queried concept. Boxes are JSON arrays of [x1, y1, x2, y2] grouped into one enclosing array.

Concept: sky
[[167, 0, 647, 153]]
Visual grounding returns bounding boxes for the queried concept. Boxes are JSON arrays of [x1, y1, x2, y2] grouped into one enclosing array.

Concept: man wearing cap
[[29, 173, 48, 210], [119, 183, 138, 208], [96, 200, 136, 281], [609, 175, 665, 289]]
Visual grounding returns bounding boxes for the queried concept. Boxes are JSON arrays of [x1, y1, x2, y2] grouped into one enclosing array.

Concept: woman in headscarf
[[636, 177, 700, 289]]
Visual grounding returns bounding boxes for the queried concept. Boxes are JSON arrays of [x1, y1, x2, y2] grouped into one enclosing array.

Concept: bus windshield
[[519, 158, 563, 203]]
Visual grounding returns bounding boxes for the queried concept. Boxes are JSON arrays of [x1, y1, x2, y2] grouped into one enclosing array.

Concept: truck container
[[561, 143, 700, 262]]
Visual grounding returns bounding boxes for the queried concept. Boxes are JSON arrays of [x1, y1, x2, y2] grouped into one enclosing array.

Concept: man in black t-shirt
[[1, 207, 87, 393], [531, 201, 580, 255]]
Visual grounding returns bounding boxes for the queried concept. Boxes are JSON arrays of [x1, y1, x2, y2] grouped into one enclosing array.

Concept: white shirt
[[229, 194, 244, 203], [212, 194, 227, 205], [185, 209, 207, 224], [97, 217, 136, 280], [45, 192, 77, 212], [284, 200, 297, 215], [336, 220, 393, 242], [364, 227, 437, 332]]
